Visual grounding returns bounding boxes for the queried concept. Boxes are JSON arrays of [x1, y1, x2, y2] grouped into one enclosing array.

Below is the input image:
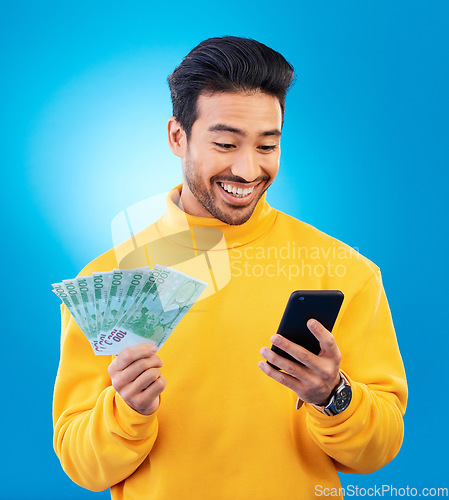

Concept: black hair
[[168, 36, 295, 140]]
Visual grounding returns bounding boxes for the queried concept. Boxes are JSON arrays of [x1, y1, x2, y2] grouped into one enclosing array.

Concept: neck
[[157, 184, 277, 250]]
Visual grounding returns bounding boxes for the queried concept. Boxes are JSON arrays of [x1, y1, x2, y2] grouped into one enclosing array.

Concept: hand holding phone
[[268, 290, 344, 371]]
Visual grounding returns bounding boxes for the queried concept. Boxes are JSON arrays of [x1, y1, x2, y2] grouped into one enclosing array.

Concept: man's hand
[[108, 344, 166, 415], [258, 319, 341, 406]]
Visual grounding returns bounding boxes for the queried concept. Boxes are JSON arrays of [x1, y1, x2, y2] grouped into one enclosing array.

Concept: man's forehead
[[195, 90, 283, 133]]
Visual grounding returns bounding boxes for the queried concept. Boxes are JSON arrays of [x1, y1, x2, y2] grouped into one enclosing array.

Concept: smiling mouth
[[219, 182, 255, 198]]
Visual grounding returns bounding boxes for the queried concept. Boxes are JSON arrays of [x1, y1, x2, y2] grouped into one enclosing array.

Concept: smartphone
[[268, 290, 344, 370]]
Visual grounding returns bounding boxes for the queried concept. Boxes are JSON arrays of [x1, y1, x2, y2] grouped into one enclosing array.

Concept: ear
[[167, 116, 187, 158]]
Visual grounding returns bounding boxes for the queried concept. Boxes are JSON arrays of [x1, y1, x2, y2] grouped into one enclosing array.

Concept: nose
[[230, 147, 261, 182]]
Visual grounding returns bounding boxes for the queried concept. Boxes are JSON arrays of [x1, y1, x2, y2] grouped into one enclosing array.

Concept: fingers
[[120, 375, 167, 415], [260, 346, 307, 378], [306, 319, 339, 356], [259, 345, 324, 402], [259, 320, 342, 404], [108, 344, 166, 415], [270, 334, 316, 368], [109, 354, 163, 386], [110, 344, 160, 372], [114, 366, 162, 396], [258, 357, 300, 389], [269, 319, 341, 370], [258, 345, 340, 404], [265, 333, 340, 383]]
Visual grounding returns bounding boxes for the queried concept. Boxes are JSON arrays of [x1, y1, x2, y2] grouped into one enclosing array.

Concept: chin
[[212, 198, 260, 226]]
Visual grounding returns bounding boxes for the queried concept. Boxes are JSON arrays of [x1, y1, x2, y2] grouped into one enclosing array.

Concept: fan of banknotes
[[52, 264, 207, 355]]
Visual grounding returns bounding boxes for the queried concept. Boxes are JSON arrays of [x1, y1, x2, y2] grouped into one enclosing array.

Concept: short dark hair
[[168, 36, 295, 140]]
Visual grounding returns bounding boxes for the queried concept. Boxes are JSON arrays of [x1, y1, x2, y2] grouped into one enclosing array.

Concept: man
[[53, 36, 407, 499]]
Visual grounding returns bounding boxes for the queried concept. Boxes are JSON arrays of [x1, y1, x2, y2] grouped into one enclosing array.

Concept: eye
[[258, 145, 278, 152], [214, 142, 235, 150]]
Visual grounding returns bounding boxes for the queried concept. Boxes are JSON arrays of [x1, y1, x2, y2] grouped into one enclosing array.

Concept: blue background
[[1, 1, 448, 498]]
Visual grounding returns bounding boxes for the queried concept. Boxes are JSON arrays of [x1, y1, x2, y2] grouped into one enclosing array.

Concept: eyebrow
[[208, 123, 282, 137]]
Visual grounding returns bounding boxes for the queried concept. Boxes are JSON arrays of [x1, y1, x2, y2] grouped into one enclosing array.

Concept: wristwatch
[[311, 373, 352, 416]]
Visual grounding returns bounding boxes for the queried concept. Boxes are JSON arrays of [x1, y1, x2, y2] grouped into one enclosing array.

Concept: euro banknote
[[52, 265, 207, 355]]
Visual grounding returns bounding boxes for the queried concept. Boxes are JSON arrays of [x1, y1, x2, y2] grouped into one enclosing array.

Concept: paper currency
[[52, 265, 207, 355]]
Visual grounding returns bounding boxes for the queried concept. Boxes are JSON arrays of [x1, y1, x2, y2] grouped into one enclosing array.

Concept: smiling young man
[[53, 37, 407, 499], [170, 91, 281, 224]]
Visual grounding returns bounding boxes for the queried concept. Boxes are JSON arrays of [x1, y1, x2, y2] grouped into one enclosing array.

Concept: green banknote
[[99, 265, 205, 354], [96, 267, 150, 350], [53, 265, 207, 355], [52, 282, 89, 334], [101, 269, 127, 335], [110, 267, 150, 327], [92, 271, 112, 345]]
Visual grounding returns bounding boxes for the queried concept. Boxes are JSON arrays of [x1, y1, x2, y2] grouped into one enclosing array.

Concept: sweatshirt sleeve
[[52, 303, 159, 492], [303, 269, 408, 474]]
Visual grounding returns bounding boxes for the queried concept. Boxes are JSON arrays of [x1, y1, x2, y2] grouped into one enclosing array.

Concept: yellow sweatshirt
[[53, 185, 407, 500]]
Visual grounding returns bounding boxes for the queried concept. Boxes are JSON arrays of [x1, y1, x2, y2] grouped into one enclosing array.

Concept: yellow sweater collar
[[156, 184, 277, 250]]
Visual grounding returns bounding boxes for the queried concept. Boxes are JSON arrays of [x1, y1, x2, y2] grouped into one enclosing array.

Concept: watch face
[[335, 386, 352, 412]]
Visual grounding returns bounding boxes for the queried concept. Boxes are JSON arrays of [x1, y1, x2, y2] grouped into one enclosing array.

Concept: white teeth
[[220, 183, 255, 197]]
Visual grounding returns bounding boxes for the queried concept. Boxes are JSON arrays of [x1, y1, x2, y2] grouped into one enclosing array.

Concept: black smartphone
[[268, 290, 344, 370]]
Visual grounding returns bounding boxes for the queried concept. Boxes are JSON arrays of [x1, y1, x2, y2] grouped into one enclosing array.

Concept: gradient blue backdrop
[[1, 1, 448, 498]]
